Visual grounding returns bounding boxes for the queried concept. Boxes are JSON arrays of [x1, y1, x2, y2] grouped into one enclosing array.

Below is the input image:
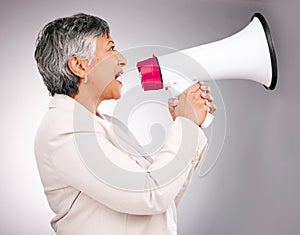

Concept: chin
[[113, 84, 122, 99], [103, 80, 122, 100], [112, 95, 121, 100], [111, 91, 122, 100]]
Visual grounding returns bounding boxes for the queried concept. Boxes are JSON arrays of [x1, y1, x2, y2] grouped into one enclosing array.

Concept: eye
[[110, 45, 116, 51]]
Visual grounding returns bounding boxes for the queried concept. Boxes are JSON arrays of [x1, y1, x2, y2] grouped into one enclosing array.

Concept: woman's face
[[86, 34, 127, 101]]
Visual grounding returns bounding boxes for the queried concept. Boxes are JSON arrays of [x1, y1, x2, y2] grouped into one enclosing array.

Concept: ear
[[68, 56, 88, 78]]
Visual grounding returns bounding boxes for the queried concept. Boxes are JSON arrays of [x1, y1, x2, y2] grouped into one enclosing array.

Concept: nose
[[116, 51, 127, 67]]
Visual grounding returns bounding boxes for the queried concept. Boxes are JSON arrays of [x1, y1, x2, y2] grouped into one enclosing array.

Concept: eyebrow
[[106, 40, 115, 46]]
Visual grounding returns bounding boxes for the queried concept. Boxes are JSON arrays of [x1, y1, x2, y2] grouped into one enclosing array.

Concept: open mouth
[[115, 70, 123, 86], [115, 70, 123, 79]]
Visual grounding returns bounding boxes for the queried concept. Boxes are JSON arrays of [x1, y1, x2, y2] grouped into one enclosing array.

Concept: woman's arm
[[49, 117, 207, 215]]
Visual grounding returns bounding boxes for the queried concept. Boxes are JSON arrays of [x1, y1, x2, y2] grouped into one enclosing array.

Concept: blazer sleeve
[[174, 143, 208, 207], [49, 116, 207, 215]]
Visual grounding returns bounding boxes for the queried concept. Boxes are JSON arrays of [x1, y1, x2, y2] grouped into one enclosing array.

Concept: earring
[[83, 75, 88, 84]]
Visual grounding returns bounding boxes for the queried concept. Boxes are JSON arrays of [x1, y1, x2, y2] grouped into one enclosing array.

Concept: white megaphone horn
[[136, 13, 278, 128]]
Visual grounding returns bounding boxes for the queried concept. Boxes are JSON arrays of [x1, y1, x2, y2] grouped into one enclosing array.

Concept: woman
[[34, 13, 215, 235]]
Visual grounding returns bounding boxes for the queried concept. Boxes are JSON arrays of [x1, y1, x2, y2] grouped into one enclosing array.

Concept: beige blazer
[[34, 94, 207, 235]]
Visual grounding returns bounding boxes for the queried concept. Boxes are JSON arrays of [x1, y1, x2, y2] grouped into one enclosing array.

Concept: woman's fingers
[[189, 84, 214, 102], [190, 91, 216, 114], [198, 81, 210, 93], [172, 81, 216, 124], [168, 97, 178, 107], [205, 100, 217, 114], [168, 98, 178, 121], [201, 92, 214, 102]]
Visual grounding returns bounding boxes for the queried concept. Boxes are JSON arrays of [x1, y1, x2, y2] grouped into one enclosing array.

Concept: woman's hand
[[197, 81, 216, 114], [168, 81, 216, 126]]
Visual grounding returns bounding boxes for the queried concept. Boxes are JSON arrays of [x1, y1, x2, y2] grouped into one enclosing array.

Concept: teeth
[[115, 71, 123, 79]]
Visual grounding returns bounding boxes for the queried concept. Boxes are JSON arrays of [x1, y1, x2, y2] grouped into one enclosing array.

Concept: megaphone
[[136, 13, 278, 128]]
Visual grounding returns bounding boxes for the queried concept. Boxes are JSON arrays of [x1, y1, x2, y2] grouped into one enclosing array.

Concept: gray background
[[0, 0, 299, 234]]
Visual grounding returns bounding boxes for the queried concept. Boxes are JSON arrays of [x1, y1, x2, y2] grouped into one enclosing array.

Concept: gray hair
[[34, 13, 110, 96]]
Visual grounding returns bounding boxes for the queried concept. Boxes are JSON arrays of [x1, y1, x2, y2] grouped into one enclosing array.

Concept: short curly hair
[[34, 13, 110, 96]]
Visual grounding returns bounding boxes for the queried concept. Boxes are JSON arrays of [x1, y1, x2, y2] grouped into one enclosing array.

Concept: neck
[[73, 86, 103, 114]]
